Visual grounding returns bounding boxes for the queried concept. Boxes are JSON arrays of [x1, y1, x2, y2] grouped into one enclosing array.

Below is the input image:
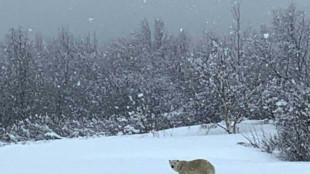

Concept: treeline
[[0, 19, 198, 140], [0, 4, 309, 161]]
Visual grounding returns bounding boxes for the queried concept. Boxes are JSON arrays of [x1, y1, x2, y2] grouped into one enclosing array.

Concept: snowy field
[[0, 120, 309, 174]]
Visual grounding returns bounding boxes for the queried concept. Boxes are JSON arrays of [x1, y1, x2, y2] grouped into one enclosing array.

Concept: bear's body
[[169, 159, 215, 174]]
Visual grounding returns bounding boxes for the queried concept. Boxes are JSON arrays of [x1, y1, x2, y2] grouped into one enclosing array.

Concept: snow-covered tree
[[269, 4, 310, 161], [192, 3, 265, 133], [2, 28, 36, 123]]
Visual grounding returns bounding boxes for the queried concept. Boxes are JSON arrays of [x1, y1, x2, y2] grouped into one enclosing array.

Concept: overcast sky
[[0, 0, 309, 42]]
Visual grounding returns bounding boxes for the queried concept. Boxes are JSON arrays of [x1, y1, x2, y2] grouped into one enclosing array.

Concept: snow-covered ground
[[0, 120, 309, 174]]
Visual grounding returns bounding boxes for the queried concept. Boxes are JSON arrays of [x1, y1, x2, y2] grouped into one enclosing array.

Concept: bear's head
[[169, 160, 180, 172]]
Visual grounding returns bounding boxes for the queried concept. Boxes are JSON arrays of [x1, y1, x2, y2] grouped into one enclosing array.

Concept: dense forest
[[0, 4, 309, 161]]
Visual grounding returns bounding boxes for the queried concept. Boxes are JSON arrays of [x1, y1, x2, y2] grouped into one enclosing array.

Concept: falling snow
[[88, 18, 95, 23]]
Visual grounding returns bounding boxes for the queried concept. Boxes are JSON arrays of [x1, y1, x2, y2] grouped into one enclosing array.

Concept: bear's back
[[180, 159, 215, 174]]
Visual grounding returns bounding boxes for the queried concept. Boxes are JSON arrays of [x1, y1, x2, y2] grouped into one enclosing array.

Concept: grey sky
[[0, 0, 309, 42]]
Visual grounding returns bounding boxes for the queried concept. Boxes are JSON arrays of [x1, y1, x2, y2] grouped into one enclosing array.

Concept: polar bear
[[169, 159, 215, 174]]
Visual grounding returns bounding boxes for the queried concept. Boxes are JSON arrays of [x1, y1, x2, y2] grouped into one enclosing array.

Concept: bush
[[242, 127, 279, 155], [274, 85, 310, 161]]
